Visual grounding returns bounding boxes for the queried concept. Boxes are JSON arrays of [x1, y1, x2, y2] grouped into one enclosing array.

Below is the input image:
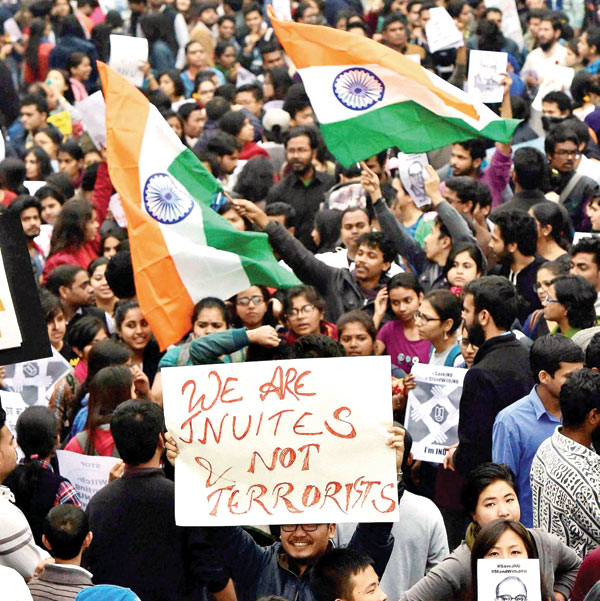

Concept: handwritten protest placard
[[404, 364, 466, 463], [56, 450, 121, 510], [477, 559, 541, 601], [163, 356, 398, 526], [109, 35, 148, 87]]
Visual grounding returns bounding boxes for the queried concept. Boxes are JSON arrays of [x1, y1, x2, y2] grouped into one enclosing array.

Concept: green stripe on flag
[[320, 101, 521, 167], [168, 148, 301, 290]]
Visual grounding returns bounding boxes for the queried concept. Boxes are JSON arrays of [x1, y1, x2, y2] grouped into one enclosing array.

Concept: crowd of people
[[2, 0, 600, 600]]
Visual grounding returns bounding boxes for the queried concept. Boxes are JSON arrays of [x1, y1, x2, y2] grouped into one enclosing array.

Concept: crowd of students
[[2, 0, 600, 599]]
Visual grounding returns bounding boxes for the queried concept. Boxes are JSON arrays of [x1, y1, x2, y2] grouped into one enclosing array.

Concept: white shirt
[[0, 566, 33, 601], [316, 247, 404, 276], [522, 43, 568, 79]]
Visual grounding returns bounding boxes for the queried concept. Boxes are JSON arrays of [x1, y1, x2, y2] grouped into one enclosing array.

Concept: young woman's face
[[71, 56, 92, 81], [24, 152, 41, 180], [586, 200, 600, 231], [239, 118, 255, 144], [176, 0, 191, 12], [415, 298, 443, 342], [221, 208, 246, 231], [460, 323, 478, 367], [217, 46, 237, 69], [40, 196, 62, 225], [472, 479, 520, 528], [159, 74, 176, 99], [287, 294, 322, 337], [84, 151, 102, 169], [166, 115, 184, 139], [535, 267, 554, 305], [542, 284, 567, 323], [90, 263, 114, 302], [483, 529, 529, 559], [447, 250, 479, 288], [118, 307, 152, 351], [84, 211, 100, 242], [389, 286, 420, 323], [81, 328, 108, 362], [339, 322, 374, 356], [235, 286, 267, 328], [193, 307, 228, 338], [57, 151, 82, 181], [33, 131, 59, 159], [47, 311, 66, 349], [46, 69, 69, 94], [187, 42, 207, 68], [102, 235, 121, 258], [54, 0, 71, 17]]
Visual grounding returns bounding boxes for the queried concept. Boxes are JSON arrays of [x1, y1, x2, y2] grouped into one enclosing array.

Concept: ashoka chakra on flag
[[333, 67, 385, 111], [143, 172, 195, 224]]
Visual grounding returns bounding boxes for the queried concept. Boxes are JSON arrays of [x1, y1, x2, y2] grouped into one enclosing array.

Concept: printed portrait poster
[[397, 153, 431, 208], [404, 364, 466, 463], [162, 356, 399, 527], [468, 50, 507, 104], [477, 559, 541, 601]]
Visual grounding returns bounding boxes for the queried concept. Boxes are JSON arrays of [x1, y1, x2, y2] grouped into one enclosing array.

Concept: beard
[[540, 39, 554, 52], [467, 316, 486, 348]]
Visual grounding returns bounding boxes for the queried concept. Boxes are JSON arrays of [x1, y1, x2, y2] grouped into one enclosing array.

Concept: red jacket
[[42, 241, 99, 282]]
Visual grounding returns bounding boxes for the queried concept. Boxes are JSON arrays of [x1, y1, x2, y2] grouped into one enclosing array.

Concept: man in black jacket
[[445, 276, 534, 476]]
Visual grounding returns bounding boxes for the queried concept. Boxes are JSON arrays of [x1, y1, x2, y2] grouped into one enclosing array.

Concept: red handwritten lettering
[[267, 409, 294, 436], [273, 482, 302, 513], [246, 484, 272, 515], [292, 412, 323, 436], [207, 485, 234, 516], [321, 481, 345, 513], [194, 457, 233, 487], [324, 407, 357, 439], [182, 380, 204, 413], [197, 414, 229, 444], [279, 447, 296, 468], [248, 448, 280, 474], [298, 444, 320, 470], [232, 415, 252, 440], [372, 483, 397, 513], [221, 377, 243, 404], [259, 366, 316, 401], [302, 485, 321, 507], [179, 410, 202, 444]]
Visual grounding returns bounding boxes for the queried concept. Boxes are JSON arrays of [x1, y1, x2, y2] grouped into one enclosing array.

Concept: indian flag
[[268, 8, 520, 166], [98, 62, 300, 350]]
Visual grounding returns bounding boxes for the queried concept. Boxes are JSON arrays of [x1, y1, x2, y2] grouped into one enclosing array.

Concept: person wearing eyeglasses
[[231, 286, 277, 331], [545, 125, 598, 232], [281, 285, 337, 345], [542, 274, 598, 338]]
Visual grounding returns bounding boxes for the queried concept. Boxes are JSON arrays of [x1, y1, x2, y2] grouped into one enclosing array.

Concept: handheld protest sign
[[162, 356, 398, 526], [0, 214, 51, 364], [477, 559, 541, 601], [404, 364, 466, 463]]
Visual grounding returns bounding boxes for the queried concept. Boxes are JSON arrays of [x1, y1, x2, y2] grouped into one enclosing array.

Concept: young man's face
[[382, 21, 408, 47], [424, 223, 449, 263], [279, 524, 335, 565], [536, 20, 556, 46], [285, 134, 315, 175], [262, 50, 286, 70], [449, 144, 477, 176], [347, 565, 387, 601], [486, 10, 502, 28], [218, 19, 235, 39], [63, 270, 94, 308], [541, 101, 567, 118], [21, 207, 42, 239], [489, 224, 510, 262], [245, 10, 263, 32], [291, 106, 315, 126], [235, 90, 262, 117], [219, 150, 239, 175], [20, 104, 47, 132], [571, 252, 600, 290], [549, 140, 579, 174], [341, 210, 370, 252], [354, 243, 390, 282]]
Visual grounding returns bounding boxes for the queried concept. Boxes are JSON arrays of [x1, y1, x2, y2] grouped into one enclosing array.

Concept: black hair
[[65, 51, 89, 76], [531, 202, 573, 251], [313, 210, 342, 253], [472, 181, 492, 210], [24, 146, 52, 179], [510, 95, 531, 122], [293, 1, 318, 21], [545, 124, 580, 155], [111, 399, 165, 465], [388, 272, 422, 295], [266, 66, 294, 101], [219, 110, 247, 138], [67, 316, 107, 355], [207, 131, 241, 157], [58, 139, 84, 161], [265, 202, 296, 229], [40, 288, 63, 321], [87, 256, 109, 278], [46, 172, 75, 201], [356, 231, 396, 264], [49, 197, 93, 254], [283, 285, 326, 317], [234, 157, 275, 204], [43, 505, 89, 560], [178, 102, 203, 123], [25, 19, 48, 80], [195, 151, 220, 176], [283, 86, 312, 120], [100, 227, 128, 255], [8, 194, 42, 218], [34, 126, 63, 151], [347, 20, 369, 34], [81, 162, 100, 193], [490, 209, 538, 257], [105, 250, 135, 299], [445, 176, 478, 205], [586, 332, 600, 369], [236, 83, 263, 102], [114, 300, 140, 331], [35, 184, 66, 207], [542, 90, 572, 113], [337, 310, 377, 341], [553, 274, 597, 329], [560, 368, 600, 428], [407, 0, 423, 11], [192, 297, 230, 326], [310, 548, 374, 601], [445, 243, 486, 281], [571, 234, 600, 266], [215, 83, 236, 102], [477, 20, 503, 52], [586, 27, 600, 54], [460, 462, 517, 515], [21, 93, 48, 115], [0, 158, 26, 194], [242, 2, 262, 17], [292, 334, 345, 358], [530, 333, 584, 383], [158, 69, 185, 99], [463, 275, 518, 331], [285, 125, 318, 149], [454, 139, 487, 162], [206, 96, 231, 122], [215, 39, 236, 59], [45, 264, 84, 296], [447, 0, 468, 18], [424, 289, 462, 334], [217, 14, 235, 26], [513, 147, 548, 190]]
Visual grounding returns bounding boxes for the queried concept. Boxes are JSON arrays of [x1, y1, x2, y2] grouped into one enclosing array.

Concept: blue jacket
[[208, 522, 395, 601]]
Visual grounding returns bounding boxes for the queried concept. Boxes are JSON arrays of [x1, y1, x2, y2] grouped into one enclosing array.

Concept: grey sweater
[[399, 528, 580, 601]]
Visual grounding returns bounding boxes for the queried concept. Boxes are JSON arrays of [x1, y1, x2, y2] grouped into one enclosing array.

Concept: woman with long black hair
[[24, 18, 54, 84]]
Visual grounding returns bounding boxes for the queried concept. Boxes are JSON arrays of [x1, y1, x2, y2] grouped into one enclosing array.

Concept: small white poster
[[404, 364, 466, 463], [109, 34, 148, 87], [108, 193, 127, 228], [23, 181, 46, 196], [468, 50, 507, 104], [477, 559, 541, 601], [4, 346, 72, 406], [425, 7, 464, 54], [531, 65, 575, 111], [56, 450, 121, 510], [397, 153, 432, 208], [0, 248, 22, 351], [76, 91, 106, 150], [272, 0, 292, 21], [162, 356, 398, 526]]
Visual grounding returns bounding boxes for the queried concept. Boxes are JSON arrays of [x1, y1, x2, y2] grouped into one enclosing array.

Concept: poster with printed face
[[404, 364, 466, 463], [162, 356, 398, 526], [468, 50, 507, 104], [477, 559, 541, 601], [3, 346, 72, 407], [397, 153, 431, 208], [56, 450, 121, 510], [109, 35, 149, 87]]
